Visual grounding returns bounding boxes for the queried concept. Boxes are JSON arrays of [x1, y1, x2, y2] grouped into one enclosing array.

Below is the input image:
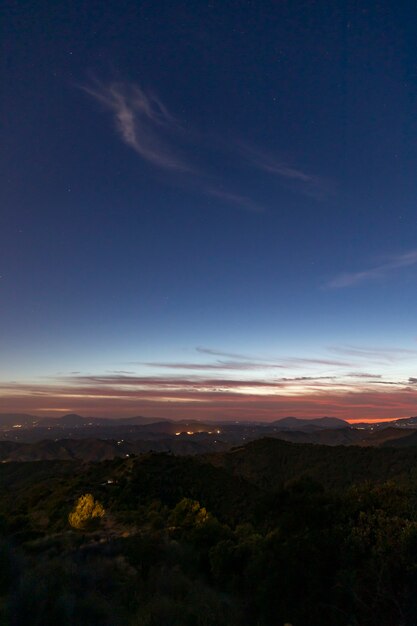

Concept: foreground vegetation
[[2, 439, 417, 625]]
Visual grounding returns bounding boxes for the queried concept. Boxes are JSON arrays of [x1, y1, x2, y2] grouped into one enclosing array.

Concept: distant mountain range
[[0, 413, 350, 431], [1, 411, 417, 461], [270, 416, 349, 430], [3, 412, 417, 432], [0, 413, 172, 429]]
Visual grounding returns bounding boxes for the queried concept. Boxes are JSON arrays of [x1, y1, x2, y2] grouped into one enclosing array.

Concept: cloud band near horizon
[[2, 371, 417, 421]]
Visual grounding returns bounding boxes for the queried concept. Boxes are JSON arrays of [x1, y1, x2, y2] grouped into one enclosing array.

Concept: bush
[[68, 494, 105, 530]]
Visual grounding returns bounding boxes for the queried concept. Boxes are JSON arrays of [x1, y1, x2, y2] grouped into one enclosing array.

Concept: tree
[[170, 498, 209, 529], [68, 493, 105, 530]]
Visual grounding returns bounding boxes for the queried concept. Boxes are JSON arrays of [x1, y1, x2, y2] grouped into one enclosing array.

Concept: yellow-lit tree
[[68, 493, 105, 530]]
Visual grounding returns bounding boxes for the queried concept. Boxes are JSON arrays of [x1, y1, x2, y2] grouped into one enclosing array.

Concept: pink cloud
[[1, 374, 417, 421]]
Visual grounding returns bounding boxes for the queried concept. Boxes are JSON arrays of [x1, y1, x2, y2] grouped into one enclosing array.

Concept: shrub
[[68, 494, 105, 530]]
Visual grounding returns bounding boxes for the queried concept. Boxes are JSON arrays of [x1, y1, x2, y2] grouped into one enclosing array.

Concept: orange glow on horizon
[[346, 417, 402, 424]]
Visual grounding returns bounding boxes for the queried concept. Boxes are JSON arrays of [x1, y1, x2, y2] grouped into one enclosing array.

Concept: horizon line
[[0, 411, 412, 425]]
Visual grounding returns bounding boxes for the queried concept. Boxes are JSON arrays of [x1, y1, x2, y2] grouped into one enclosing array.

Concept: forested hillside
[[2, 440, 417, 625]]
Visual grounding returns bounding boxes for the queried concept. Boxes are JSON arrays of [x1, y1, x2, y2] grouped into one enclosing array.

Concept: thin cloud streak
[[204, 188, 264, 213], [347, 372, 383, 379], [286, 357, 352, 367], [61, 375, 280, 387], [196, 347, 263, 361], [329, 345, 417, 363], [141, 361, 286, 371], [195, 347, 351, 368], [238, 144, 330, 198], [326, 250, 417, 288], [251, 153, 315, 183], [82, 80, 191, 172], [82, 79, 328, 211]]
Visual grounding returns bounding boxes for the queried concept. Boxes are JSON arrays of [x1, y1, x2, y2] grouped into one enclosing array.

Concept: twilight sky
[[2, 0, 417, 420]]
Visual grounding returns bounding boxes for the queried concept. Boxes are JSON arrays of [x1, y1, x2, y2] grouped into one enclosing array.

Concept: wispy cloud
[[238, 144, 330, 198], [82, 80, 266, 211], [141, 360, 285, 371], [81, 80, 191, 172], [196, 347, 260, 360], [329, 345, 417, 363], [347, 372, 383, 379], [204, 188, 264, 213], [326, 250, 417, 288], [250, 152, 315, 183], [82, 79, 330, 211], [286, 357, 352, 367], [195, 347, 351, 368]]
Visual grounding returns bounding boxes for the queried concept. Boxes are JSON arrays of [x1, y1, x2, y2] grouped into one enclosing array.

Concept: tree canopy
[[68, 493, 105, 530]]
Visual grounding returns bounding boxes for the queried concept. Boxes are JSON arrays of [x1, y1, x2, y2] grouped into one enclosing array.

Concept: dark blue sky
[[2, 0, 417, 419]]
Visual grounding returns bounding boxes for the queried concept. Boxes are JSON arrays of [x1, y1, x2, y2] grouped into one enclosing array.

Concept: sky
[[2, 0, 417, 421]]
